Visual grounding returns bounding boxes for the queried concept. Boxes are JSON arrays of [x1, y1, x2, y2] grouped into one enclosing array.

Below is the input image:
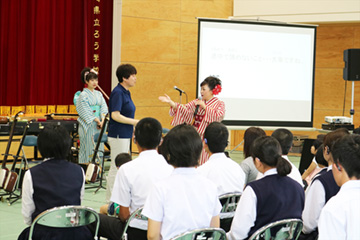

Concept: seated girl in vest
[[18, 125, 92, 240], [227, 136, 305, 240], [304, 145, 328, 188]]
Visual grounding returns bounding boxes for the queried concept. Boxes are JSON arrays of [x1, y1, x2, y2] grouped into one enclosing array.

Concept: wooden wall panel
[[121, 17, 181, 63], [180, 22, 198, 65], [122, 0, 181, 21]]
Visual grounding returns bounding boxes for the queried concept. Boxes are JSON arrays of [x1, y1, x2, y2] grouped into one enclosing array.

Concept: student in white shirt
[[143, 124, 222, 240], [197, 122, 245, 196], [92, 117, 173, 240], [271, 128, 304, 187], [318, 134, 360, 239]]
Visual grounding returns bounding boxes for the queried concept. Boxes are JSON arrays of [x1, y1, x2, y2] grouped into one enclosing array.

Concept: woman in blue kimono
[[76, 68, 108, 164]]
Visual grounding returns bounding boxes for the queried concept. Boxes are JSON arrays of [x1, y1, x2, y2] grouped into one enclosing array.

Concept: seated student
[[270, 128, 304, 187], [227, 136, 304, 240], [143, 124, 222, 240], [99, 153, 131, 215], [318, 134, 360, 239], [197, 122, 245, 196], [240, 127, 266, 184], [301, 128, 349, 239], [303, 145, 328, 188], [302, 135, 325, 181], [19, 125, 92, 240], [93, 117, 173, 240]]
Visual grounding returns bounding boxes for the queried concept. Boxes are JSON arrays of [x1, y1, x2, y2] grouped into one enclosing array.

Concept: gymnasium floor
[[0, 151, 301, 240]]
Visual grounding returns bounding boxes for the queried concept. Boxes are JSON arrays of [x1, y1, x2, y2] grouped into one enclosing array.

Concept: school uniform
[[227, 169, 304, 240], [302, 165, 340, 234], [318, 180, 360, 240], [19, 159, 91, 240], [142, 167, 222, 240], [197, 152, 245, 196], [96, 150, 173, 240]]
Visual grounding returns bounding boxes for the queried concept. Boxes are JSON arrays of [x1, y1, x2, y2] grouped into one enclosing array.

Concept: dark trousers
[[89, 214, 147, 240], [18, 225, 93, 240]]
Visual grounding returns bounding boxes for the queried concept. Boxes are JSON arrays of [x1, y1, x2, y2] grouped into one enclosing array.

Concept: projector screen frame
[[196, 18, 317, 128]]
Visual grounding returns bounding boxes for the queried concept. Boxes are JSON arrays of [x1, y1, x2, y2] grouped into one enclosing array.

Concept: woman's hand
[[195, 99, 206, 110], [159, 94, 175, 108], [94, 117, 102, 129]]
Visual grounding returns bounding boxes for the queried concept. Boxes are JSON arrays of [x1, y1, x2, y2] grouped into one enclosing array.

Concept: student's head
[[251, 136, 292, 176], [115, 153, 131, 169], [116, 64, 137, 83], [310, 135, 325, 154], [271, 128, 293, 155], [243, 127, 266, 158], [134, 118, 162, 150], [315, 145, 328, 167], [204, 122, 228, 154], [353, 127, 360, 135], [332, 135, 360, 184], [159, 124, 202, 167], [323, 128, 350, 163], [37, 125, 72, 159]]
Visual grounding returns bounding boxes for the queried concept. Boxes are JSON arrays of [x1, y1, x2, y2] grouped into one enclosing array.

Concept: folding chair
[[170, 227, 227, 240], [28, 205, 100, 240], [219, 191, 242, 232], [248, 218, 303, 240], [121, 207, 147, 240]]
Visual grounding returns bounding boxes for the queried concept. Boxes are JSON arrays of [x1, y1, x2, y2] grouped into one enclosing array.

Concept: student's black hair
[[85, 72, 98, 82], [204, 122, 228, 153], [200, 76, 221, 90], [37, 125, 72, 159], [251, 136, 292, 176], [271, 128, 293, 155], [243, 127, 266, 158], [115, 153, 131, 168], [353, 127, 360, 135], [116, 64, 137, 83], [134, 117, 162, 149], [315, 145, 328, 167], [332, 134, 360, 179], [323, 128, 349, 153], [80, 67, 91, 84], [159, 124, 202, 167]]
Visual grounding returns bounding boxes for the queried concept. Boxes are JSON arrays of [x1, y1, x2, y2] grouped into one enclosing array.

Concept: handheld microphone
[[173, 86, 185, 93], [194, 96, 202, 116]]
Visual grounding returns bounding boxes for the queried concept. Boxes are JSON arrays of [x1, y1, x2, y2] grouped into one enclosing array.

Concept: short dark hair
[[315, 145, 328, 167], [271, 128, 293, 155], [159, 124, 202, 167], [80, 67, 91, 84], [204, 122, 228, 153], [323, 128, 349, 153], [134, 117, 162, 149], [37, 125, 72, 159], [243, 127, 266, 158], [115, 153, 131, 168], [251, 136, 291, 176], [200, 76, 221, 91], [312, 134, 325, 150], [116, 64, 137, 83], [332, 134, 360, 179]]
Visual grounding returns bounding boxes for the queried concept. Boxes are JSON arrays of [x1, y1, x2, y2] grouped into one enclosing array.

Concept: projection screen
[[197, 19, 317, 127]]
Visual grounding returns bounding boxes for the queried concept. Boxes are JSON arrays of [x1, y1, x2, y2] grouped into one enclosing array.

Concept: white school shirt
[[142, 167, 222, 240], [318, 180, 360, 240], [302, 165, 332, 234], [197, 152, 245, 196], [110, 149, 173, 229], [255, 156, 303, 187]]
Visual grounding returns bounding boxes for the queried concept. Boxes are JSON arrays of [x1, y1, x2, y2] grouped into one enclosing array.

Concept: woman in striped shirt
[[76, 68, 108, 164], [159, 76, 225, 165]]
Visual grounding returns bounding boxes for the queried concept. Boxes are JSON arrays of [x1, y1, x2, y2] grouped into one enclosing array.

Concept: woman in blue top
[[76, 68, 108, 164], [106, 64, 139, 201]]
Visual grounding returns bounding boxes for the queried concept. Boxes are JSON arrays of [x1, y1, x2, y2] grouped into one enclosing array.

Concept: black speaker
[[343, 49, 360, 81]]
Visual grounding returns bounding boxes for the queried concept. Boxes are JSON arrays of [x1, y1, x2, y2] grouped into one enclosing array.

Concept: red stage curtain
[[0, 0, 113, 106]]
